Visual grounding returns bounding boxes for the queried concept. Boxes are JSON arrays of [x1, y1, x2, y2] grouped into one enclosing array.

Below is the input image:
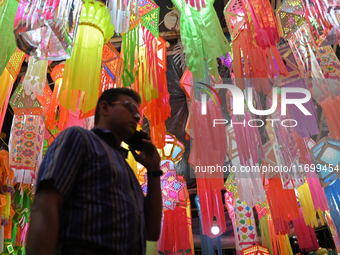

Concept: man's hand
[[129, 131, 162, 241], [129, 131, 161, 171]]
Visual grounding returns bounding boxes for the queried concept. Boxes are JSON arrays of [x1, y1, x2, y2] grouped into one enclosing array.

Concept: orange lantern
[[102, 42, 120, 81]]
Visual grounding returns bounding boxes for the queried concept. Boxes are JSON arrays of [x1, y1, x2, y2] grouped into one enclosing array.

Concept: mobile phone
[[124, 131, 150, 151]]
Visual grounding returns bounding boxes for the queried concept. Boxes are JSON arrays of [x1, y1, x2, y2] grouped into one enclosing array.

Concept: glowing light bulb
[[211, 225, 220, 235], [211, 216, 219, 235]]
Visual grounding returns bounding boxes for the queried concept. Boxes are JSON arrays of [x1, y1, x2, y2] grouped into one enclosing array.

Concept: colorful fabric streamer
[[324, 178, 340, 237], [266, 178, 300, 235], [158, 207, 193, 254], [258, 212, 278, 255], [297, 183, 324, 228], [292, 210, 320, 252], [0, 48, 25, 133], [172, 0, 230, 81]]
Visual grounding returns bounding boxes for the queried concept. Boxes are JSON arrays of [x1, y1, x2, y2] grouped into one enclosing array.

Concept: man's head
[[95, 88, 141, 142]]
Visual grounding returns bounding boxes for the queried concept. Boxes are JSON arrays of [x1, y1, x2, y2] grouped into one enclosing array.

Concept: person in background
[[26, 88, 163, 255]]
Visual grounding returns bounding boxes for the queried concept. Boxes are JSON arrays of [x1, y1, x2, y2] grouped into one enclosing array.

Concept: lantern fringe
[[292, 209, 320, 252], [276, 235, 293, 255], [319, 95, 340, 139], [297, 183, 320, 228]]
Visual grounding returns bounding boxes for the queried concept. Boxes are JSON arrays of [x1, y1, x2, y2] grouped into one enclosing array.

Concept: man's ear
[[99, 101, 110, 118]]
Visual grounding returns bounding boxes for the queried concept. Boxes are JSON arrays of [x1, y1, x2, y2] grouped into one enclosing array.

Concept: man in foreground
[[26, 88, 163, 255]]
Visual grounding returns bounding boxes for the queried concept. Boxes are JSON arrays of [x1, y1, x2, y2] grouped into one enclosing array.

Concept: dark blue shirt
[[36, 126, 146, 254]]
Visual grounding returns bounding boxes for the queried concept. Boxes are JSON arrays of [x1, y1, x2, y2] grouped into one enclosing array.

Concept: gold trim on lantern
[[79, 22, 105, 38]]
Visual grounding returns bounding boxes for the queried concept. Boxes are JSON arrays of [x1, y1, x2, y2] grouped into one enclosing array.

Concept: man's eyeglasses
[[109, 101, 141, 120]]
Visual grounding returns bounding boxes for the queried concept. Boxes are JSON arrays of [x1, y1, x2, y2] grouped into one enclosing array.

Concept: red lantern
[[242, 245, 270, 255]]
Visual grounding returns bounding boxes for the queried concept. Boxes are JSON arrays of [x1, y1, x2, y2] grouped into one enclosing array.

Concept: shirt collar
[[91, 127, 129, 158]]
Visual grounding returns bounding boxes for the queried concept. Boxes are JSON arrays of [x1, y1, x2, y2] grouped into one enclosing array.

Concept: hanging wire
[[0, 137, 8, 149]]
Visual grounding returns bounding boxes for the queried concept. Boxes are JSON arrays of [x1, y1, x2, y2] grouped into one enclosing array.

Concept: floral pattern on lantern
[[8, 82, 45, 185], [9, 114, 44, 184]]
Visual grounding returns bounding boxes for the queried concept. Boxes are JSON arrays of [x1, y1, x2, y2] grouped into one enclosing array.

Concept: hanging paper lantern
[[160, 160, 186, 210], [138, 133, 186, 209], [47, 63, 66, 130], [224, 0, 289, 92], [234, 195, 259, 246], [13, 0, 82, 60], [0, 0, 19, 76], [224, 0, 246, 41], [173, 0, 230, 82], [310, 137, 340, 187], [137, 34, 170, 148], [60, 0, 115, 114], [8, 82, 45, 184], [0, 48, 25, 133], [138, 0, 160, 38], [276, 0, 305, 39], [140, 160, 186, 210], [109, 0, 159, 37], [158, 175, 194, 255], [225, 192, 244, 254]]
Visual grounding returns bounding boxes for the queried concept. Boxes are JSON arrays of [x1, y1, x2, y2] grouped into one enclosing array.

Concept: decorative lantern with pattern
[[242, 245, 270, 255], [102, 42, 120, 81], [8, 82, 45, 185], [310, 137, 340, 187]]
